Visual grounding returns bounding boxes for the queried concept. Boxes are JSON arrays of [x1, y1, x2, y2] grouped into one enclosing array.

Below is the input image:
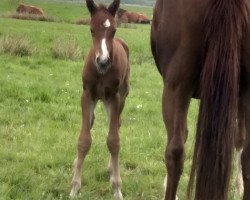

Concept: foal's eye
[[90, 29, 94, 34], [112, 29, 116, 36]]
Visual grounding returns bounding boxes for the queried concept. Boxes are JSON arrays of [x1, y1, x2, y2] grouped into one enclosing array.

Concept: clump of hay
[[2, 12, 56, 22]]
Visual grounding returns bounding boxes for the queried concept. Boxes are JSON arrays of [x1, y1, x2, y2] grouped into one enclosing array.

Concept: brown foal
[[70, 0, 129, 199], [151, 0, 250, 200]]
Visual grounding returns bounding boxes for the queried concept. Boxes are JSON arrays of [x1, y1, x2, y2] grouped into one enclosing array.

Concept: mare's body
[[119, 12, 150, 24], [16, 4, 44, 15], [151, 0, 250, 199]]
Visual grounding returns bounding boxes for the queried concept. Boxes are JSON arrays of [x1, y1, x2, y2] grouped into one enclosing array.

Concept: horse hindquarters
[[240, 66, 250, 200], [241, 26, 250, 199], [151, 1, 199, 199], [189, 1, 249, 199], [242, 94, 250, 199]]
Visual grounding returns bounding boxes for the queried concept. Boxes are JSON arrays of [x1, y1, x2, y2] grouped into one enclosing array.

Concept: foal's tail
[[188, 1, 248, 200]]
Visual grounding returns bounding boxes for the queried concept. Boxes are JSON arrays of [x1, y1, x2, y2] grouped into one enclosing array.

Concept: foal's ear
[[108, 0, 120, 16], [86, 0, 97, 15]]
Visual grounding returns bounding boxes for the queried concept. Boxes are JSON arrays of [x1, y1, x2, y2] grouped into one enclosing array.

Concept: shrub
[[74, 17, 90, 25], [0, 35, 34, 56], [52, 39, 83, 61], [2, 13, 56, 22]]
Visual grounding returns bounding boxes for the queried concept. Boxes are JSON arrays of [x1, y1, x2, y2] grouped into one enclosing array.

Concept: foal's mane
[[94, 4, 109, 14], [98, 4, 107, 9]]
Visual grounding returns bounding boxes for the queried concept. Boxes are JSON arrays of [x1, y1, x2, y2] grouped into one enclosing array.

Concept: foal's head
[[86, 0, 120, 74]]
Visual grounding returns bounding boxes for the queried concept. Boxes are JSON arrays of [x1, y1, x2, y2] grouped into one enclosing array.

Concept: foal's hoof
[[70, 181, 81, 198], [114, 190, 123, 200]]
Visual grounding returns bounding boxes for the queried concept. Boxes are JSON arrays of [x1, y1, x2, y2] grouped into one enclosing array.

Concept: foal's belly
[[93, 77, 127, 101]]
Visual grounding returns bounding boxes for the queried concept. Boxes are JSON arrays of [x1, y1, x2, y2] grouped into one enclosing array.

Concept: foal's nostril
[[96, 56, 111, 67], [96, 57, 101, 64], [95, 57, 112, 74]]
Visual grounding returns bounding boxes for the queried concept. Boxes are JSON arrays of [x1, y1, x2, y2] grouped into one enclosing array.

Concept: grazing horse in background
[[118, 11, 151, 24], [151, 0, 250, 200], [70, 0, 129, 199], [16, 3, 44, 15]]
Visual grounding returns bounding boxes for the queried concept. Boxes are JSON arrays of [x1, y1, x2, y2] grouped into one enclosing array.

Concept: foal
[[70, 0, 129, 199]]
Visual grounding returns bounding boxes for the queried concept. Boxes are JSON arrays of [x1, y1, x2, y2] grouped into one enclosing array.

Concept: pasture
[[0, 0, 240, 200]]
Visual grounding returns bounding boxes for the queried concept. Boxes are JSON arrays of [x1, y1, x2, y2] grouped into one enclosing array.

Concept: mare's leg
[[242, 90, 250, 200], [235, 99, 246, 197], [70, 91, 96, 197], [236, 149, 244, 197], [106, 94, 123, 200], [162, 82, 191, 200]]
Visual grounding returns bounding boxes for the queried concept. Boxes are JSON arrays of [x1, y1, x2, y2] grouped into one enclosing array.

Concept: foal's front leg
[[70, 91, 95, 197], [106, 94, 123, 200]]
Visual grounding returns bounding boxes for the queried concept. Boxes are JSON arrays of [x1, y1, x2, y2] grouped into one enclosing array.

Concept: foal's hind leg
[[70, 92, 96, 197], [242, 91, 250, 200], [162, 83, 191, 200], [106, 94, 123, 200]]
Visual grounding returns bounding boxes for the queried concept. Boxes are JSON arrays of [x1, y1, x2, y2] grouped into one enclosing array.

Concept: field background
[[0, 0, 241, 200]]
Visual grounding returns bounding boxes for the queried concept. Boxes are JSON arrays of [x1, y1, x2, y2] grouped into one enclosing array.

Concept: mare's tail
[[188, 0, 248, 199]]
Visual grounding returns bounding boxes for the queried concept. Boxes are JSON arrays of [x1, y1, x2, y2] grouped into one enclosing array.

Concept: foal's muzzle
[[95, 57, 112, 74]]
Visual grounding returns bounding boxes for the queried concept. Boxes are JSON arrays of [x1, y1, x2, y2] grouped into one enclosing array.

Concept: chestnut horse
[[16, 3, 44, 16], [119, 11, 150, 24], [70, 0, 129, 199], [151, 0, 250, 200]]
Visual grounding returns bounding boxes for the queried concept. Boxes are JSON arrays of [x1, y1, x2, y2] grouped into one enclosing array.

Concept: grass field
[[0, 0, 153, 23], [0, 1, 242, 200]]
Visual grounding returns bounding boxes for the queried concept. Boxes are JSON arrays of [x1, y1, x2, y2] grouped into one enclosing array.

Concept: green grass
[[0, 0, 153, 23], [0, 0, 88, 22], [0, 1, 242, 200]]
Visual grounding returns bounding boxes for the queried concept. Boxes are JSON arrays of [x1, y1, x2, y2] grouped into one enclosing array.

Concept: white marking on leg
[[70, 158, 81, 198], [114, 189, 123, 200], [163, 174, 167, 190], [163, 175, 178, 200], [108, 156, 123, 200], [104, 19, 111, 28], [108, 155, 114, 181], [163, 175, 167, 200], [236, 149, 244, 196]]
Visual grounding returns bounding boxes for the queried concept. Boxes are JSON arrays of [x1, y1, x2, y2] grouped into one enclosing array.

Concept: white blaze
[[104, 19, 111, 28], [100, 38, 109, 60], [95, 19, 110, 63]]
